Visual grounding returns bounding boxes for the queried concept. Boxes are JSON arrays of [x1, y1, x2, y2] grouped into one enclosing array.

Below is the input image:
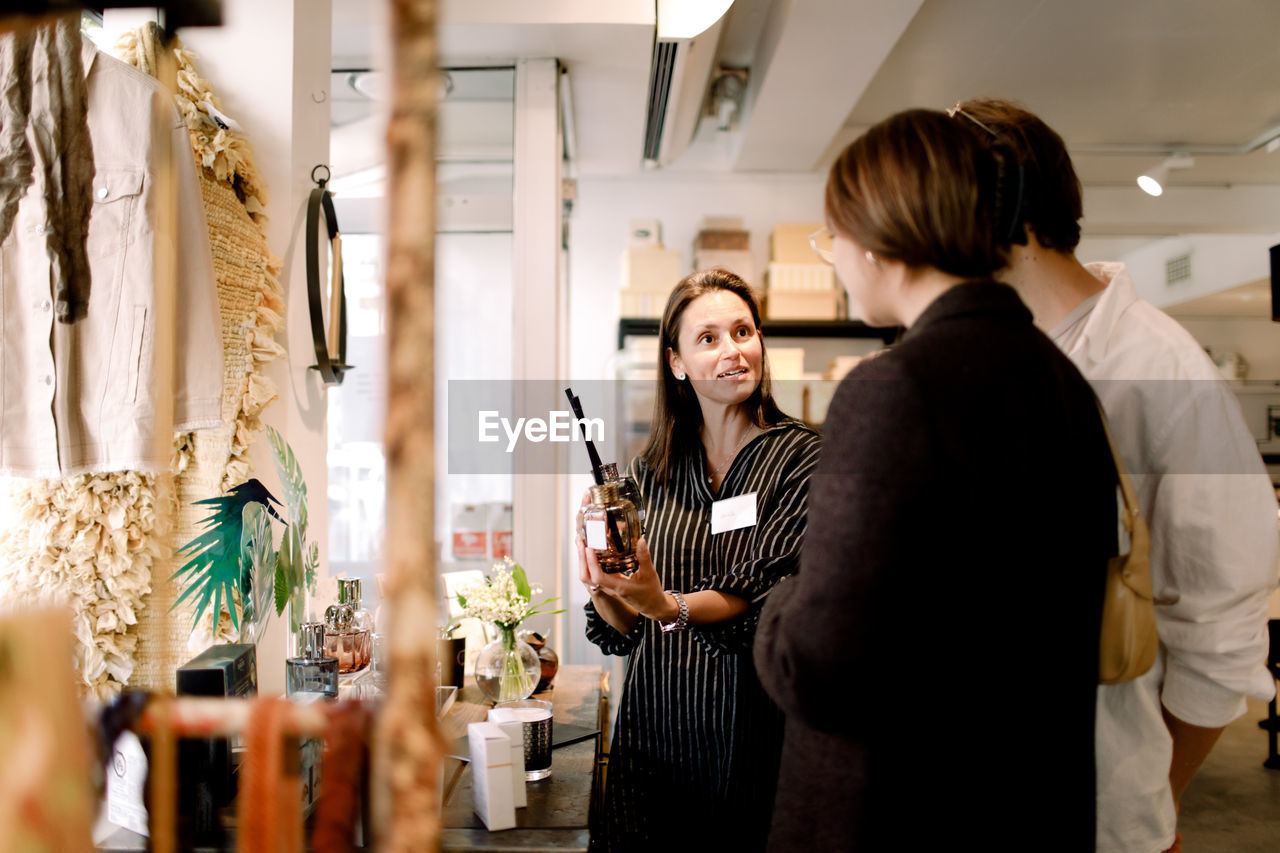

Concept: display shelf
[[617, 317, 900, 349]]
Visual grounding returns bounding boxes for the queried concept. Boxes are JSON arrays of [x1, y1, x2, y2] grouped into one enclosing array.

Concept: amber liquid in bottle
[[578, 481, 640, 574]]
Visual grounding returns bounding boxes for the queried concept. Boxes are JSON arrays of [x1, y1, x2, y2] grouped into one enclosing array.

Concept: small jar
[[600, 461, 646, 531], [323, 602, 372, 674], [577, 481, 641, 574]]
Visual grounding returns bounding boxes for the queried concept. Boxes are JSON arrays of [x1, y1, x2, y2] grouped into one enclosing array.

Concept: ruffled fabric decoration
[[115, 24, 287, 686], [0, 26, 286, 699], [0, 472, 170, 698]]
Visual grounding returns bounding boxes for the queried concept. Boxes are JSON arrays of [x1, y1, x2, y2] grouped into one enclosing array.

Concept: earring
[[864, 250, 882, 267], [675, 372, 686, 381]]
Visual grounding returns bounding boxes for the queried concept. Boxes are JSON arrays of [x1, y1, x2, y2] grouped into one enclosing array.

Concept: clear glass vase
[[473, 625, 541, 703]]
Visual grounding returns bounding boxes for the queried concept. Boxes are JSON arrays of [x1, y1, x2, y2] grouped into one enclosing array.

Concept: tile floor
[[1178, 697, 1280, 851]]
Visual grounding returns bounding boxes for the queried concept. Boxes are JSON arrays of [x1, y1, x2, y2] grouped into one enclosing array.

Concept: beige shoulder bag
[[1096, 400, 1159, 685]]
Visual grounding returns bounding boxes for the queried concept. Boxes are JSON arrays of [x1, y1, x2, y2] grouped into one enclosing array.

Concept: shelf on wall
[[617, 318, 900, 350]]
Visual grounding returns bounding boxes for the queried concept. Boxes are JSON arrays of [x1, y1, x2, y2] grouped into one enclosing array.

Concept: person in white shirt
[[952, 97, 1279, 853]]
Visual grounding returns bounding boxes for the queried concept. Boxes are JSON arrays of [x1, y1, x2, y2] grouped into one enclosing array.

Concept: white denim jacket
[[0, 39, 222, 477], [1056, 262, 1279, 853]]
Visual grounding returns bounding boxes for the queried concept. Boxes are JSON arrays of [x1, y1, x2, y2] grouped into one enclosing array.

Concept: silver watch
[[659, 590, 689, 633]]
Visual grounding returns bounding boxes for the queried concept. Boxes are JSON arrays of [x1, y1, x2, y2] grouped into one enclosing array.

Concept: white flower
[[455, 557, 562, 630]]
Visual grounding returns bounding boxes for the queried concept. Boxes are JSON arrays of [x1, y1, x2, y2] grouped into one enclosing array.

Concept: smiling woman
[[579, 267, 822, 850], [643, 268, 786, 489]]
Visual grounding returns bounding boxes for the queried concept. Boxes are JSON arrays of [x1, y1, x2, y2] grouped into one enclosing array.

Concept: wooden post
[[373, 1, 445, 849]]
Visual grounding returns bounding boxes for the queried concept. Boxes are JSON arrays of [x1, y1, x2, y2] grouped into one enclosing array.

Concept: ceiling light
[[658, 0, 736, 39], [1137, 153, 1194, 197]]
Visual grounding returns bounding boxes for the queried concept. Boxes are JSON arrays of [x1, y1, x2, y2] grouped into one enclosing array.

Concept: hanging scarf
[[0, 13, 94, 322]]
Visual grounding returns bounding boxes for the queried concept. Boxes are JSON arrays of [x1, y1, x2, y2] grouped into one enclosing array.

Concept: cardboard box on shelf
[[765, 289, 842, 321], [622, 246, 682, 293], [622, 334, 661, 364], [827, 355, 866, 381], [694, 229, 750, 251], [620, 290, 671, 318], [693, 249, 756, 287], [766, 262, 835, 292], [772, 223, 825, 264], [768, 347, 806, 381], [802, 377, 840, 424], [775, 382, 804, 421], [694, 216, 749, 255]]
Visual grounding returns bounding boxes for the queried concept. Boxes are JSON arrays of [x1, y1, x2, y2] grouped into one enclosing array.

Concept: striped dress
[[586, 419, 822, 851]]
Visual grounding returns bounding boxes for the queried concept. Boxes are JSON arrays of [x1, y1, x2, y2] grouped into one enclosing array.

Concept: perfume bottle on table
[[323, 602, 372, 674], [285, 622, 339, 700], [337, 577, 375, 633]]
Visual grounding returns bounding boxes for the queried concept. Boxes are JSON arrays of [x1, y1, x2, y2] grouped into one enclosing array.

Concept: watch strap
[[659, 590, 689, 633]]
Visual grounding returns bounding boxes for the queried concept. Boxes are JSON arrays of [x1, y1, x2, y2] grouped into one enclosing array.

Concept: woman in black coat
[[753, 109, 1117, 851]]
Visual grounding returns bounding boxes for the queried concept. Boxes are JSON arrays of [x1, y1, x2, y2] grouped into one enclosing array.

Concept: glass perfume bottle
[[337, 577, 375, 633], [577, 481, 641, 574], [323, 602, 372, 674], [600, 461, 646, 531], [286, 622, 339, 700]]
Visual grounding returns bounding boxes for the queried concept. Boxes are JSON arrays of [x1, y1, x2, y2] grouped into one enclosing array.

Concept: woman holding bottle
[[580, 268, 821, 851], [753, 109, 1119, 850]]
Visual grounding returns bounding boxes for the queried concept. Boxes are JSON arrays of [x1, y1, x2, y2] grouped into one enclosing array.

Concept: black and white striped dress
[[585, 419, 822, 851]]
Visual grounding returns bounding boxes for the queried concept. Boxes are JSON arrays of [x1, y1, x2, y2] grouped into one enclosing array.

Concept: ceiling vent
[[642, 2, 731, 167], [1166, 252, 1193, 286]]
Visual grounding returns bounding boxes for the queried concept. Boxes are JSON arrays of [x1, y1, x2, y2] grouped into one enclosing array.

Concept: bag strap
[[1094, 397, 1142, 535]]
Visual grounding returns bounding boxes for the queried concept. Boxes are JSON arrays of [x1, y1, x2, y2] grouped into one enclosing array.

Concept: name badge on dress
[[711, 492, 757, 535]]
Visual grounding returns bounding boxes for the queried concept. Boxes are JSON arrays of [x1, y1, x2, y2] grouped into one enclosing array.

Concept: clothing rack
[[135, 695, 330, 738]]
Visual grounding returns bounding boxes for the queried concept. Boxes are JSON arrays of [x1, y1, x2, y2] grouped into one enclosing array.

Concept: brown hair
[[824, 108, 1017, 278], [953, 98, 1083, 252], [641, 268, 786, 487]]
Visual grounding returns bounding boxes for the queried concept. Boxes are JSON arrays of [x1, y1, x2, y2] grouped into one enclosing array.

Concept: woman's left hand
[[584, 538, 676, 623]]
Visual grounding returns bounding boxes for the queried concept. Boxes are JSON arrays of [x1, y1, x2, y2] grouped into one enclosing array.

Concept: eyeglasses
[[946, 103, 998, 138], [808, 227, 834, 265]]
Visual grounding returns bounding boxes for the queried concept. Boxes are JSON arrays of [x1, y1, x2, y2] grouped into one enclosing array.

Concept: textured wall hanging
[[0, 24, 287, 699], [115, 23, 287, 689]]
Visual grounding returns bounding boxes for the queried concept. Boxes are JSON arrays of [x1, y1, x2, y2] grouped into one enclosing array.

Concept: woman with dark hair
[[580, 268, 821, 851], [753, 109, 1118, 850]]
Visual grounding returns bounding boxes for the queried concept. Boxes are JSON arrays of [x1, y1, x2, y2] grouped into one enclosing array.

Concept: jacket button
[[97, 186, 108, 199]]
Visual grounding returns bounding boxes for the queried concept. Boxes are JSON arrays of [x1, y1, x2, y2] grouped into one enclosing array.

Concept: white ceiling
[[331, 0, 1280, 289]]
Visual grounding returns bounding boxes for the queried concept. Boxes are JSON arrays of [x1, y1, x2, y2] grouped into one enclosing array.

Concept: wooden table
[[439, 665, 607, 852]]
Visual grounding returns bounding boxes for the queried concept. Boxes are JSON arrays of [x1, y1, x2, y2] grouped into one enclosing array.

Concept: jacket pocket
[[128, 305, 148, 403], [86, 168, 144, 260]]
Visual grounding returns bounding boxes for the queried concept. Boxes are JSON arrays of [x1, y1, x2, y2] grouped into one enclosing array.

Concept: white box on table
[[488, 717, 528, 808], [467, 722, 516, 831]]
